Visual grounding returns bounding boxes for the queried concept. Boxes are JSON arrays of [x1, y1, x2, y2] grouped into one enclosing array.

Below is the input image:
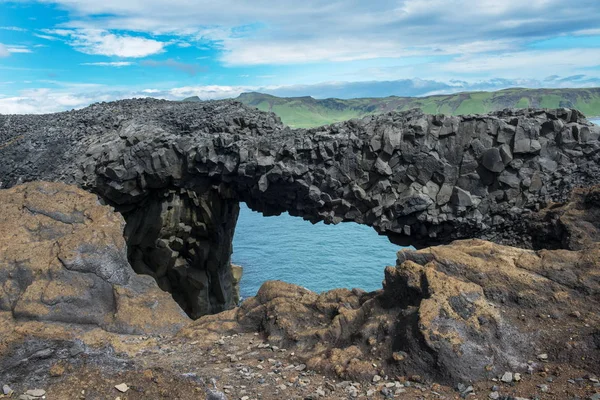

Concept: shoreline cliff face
[[1, 99, 600, 319]]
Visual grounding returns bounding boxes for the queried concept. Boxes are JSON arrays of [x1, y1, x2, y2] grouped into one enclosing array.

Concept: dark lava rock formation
[[1, 99, 600, 317], [2, 98, 600, 390]]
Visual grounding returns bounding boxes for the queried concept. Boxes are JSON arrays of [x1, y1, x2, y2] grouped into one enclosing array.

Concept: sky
[[0, 0, 599, 114]]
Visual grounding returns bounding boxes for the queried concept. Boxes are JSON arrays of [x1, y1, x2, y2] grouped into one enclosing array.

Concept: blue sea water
[[591, 118, 600, 125], [232, 204, 403, 298], [232, 118, 600, 298]]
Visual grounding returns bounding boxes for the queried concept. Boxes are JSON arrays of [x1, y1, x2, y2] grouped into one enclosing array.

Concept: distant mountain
[[182, 96, 202, 102], [232, 88, 600, 128], [183, 88, 600, 128]]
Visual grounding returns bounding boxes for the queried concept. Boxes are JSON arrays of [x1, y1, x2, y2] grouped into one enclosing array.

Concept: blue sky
[[0, 0, 599, 113]]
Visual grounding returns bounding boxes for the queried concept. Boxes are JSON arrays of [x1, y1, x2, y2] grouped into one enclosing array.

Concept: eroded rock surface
[[530, 184, 600, 250], [182, 238, 600, 384], [0, 182, 599, 395], [181, 188, 600, 384], [2, 99, 600, 317], [0, 181, 189, 335], [124, 188, 241, 317]]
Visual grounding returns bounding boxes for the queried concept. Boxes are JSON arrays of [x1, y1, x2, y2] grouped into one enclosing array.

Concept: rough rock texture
[[2, 99, 599, 246], [183, 225, 600, 384], [1, 183, 599, 393], [180, 187, 600, 383], [2, 99, 600, 317], [124, 187, 241, 317], [529, 185, 600, 250], [0, 181, 189, 334]]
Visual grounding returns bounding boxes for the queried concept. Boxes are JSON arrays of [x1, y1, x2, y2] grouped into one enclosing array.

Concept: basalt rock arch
[[1, 98, 599, 317]]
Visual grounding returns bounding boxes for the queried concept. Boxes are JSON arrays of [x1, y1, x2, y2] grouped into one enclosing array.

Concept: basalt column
[[122, 188, 241, 318]]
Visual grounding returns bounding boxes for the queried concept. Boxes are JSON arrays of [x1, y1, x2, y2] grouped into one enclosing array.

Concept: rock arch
[[1, 99, 599, 316]]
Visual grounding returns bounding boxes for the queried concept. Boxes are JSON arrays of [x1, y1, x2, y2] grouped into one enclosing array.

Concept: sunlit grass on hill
[[205, 87, 600, 128]]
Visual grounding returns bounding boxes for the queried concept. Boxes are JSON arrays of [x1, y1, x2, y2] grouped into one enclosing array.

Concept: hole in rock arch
[[232, 203, 405, 300], [120, 187, 406, 320]]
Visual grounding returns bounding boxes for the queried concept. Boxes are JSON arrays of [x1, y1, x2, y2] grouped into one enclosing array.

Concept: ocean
[[233, 117, 600, 298], [232, 204, 402, 298]]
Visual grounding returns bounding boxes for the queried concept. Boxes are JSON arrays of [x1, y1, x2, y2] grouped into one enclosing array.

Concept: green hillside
[[202, 88, 600, 128]]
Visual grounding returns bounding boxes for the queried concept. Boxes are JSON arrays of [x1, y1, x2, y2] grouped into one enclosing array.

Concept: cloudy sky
[[1, 0, 599, 113]]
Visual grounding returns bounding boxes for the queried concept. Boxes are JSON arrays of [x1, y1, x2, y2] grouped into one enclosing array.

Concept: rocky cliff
[[1, 99, 600, 318]]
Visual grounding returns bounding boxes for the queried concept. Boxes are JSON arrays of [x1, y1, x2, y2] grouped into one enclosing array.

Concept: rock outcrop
[[0, 181, 189, 335], [2, 99, 600, 317], [0, 182, 599, 393], [123, 188, 241, 318], [182, 189, 600, 384]]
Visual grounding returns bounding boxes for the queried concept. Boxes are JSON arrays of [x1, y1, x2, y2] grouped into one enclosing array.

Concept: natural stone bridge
[[1, 98, 599, 317]]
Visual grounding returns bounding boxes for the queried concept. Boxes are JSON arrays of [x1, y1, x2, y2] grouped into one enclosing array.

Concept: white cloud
[[166, 85, 255, 99], [0, 43, 9, 57], [72, 29, 165, 57], [0, 82, 261, 114], [0, 85, 244, 114], [0, 26, 28, 32], [43, 29, 166, 58], [441, 48, 600, 78], [80, 61, 133, 67], [31, 0, 600, 66], [329, 47, 600, 84], [6, 45, 32, 54], [34, 34, 60, 41], [216, 38, 519, 66], [0, 91, 106, 114], [575, 28, 600, 36], [41, 29, 74, 36]]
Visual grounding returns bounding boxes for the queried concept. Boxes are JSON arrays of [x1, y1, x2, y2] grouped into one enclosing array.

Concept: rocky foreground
[[1, 181, 599, 400]]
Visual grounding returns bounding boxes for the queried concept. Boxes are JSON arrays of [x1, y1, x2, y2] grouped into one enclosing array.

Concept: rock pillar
[[122, 188, 240, 318]]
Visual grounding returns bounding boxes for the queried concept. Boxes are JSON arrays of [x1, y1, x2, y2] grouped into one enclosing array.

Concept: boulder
[[481, 147, 505, 172], [0, 181, 189, 335], [451, 187, 473, 208]]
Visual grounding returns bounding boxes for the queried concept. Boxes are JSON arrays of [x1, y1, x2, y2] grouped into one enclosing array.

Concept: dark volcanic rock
[[1, 99, 600, 317], [1, 100, 598, 247], [530, 185, 600, 250], [481, 147, 505, 172]]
